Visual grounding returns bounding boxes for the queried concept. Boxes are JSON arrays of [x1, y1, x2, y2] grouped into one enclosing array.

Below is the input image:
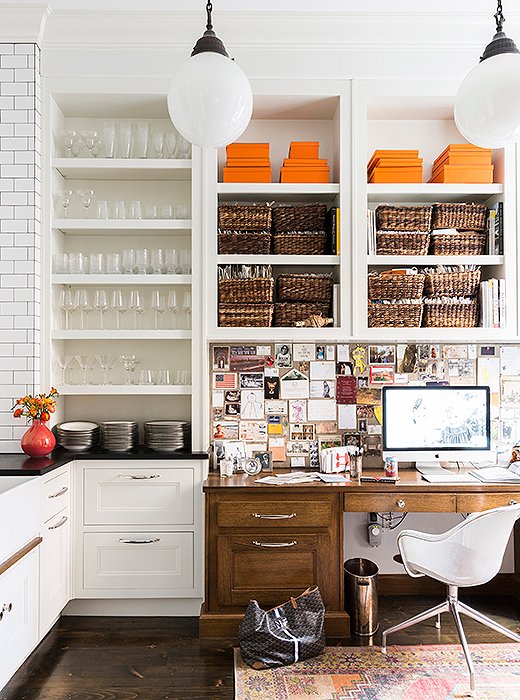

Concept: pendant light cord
[[495, 0, 505, 33], [206, 1, 213, 32]]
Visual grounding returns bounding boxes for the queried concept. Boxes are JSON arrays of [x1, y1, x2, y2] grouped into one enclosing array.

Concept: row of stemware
[[55, 190, 190, 220], [53, 249, 191, 275], [54, 354, 191, 386]]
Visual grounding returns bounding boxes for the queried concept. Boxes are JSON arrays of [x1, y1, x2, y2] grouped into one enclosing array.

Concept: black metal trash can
[[344, 557, 379, 636]]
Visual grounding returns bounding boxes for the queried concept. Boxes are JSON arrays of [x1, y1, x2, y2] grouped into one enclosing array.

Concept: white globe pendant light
[[167, 1, 253, 149], [454, 0, 520, 148]]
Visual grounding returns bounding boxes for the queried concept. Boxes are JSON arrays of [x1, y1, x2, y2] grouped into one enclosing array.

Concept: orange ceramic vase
[[21, 419, 56, 457]]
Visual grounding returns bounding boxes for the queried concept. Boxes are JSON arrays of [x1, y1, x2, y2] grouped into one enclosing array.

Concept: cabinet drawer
[[43, 468, 70, 522], [83, 467, 194, 526], [0, 549, 39, 690], [457, 493, 520, 512], [40, 508, 70, 638], [344, 493, 456, 513], [83, 532, 194, 593], [217, 499, 332, 528]]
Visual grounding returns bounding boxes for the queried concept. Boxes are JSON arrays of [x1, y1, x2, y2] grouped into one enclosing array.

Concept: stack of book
[[429, 144, 493, 184], [480, 278, 506, 328], [223, 143, 272, 183], [367, 149, 423, 183], [487, 202, 503, 255], [279, 141, 330, 183]]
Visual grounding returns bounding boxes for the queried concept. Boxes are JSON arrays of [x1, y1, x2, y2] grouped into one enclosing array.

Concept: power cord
[[378, 512, 408, 530]]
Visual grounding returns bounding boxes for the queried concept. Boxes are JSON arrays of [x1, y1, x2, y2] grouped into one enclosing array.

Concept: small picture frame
[[252, 450, 273, 472]]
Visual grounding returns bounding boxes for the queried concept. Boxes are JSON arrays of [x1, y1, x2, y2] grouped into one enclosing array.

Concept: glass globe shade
[[167, 52, 253, 149], [454, 52, 520, 148]]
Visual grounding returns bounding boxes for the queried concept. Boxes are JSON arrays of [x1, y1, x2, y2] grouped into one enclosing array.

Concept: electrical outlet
[[367, 512, 382, 526], [367, 522, 382, 547], [380, 512, 393, 528]]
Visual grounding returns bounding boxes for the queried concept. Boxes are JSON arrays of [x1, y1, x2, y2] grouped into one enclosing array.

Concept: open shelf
[[53, 158, 192, 181], [367, 183, 503, 204], [52, 274, 192, 285], [217, 183, 340, 202], [53, 219, 192, 235], [216, 255, 339, 265], [52, 330, 191, 340], [58, 384, 192, 395], [367, 255, 504, 266]]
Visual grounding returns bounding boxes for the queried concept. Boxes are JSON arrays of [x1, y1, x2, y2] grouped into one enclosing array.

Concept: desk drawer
[[344, 493, 456, 513], [217, 499, 332, 528], [457, 493, 520, 512]]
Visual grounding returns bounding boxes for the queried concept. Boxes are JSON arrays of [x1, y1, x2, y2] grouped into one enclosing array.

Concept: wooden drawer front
[[83, 467, 194, 526], [43, 469, 70, 522], [217, 499, 332, 528], [457, 493, 520, 513], [216, 533, 337, 608], [344, 493, 456, 513], [0, 549, 39, 690], [83, 532, 194, 592]]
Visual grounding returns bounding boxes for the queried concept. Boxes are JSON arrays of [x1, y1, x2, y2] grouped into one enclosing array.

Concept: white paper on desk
[[308, 399, 337, 421], [310, 361, 336, 380], [500, 346, 520, 376], [338, 404, 356, 429]]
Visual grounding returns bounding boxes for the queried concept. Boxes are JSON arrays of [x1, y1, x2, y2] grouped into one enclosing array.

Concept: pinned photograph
[[369, 345, 395, 365], [501, 378, 520, 409], [293, 343, 315, 361], [325, 345, 335, 360], [318, 436, 342, 450], [358, 376, 369, 388], [224, 390, 240, 403], [252, 450, 273, 472], [212, 346, 230, 371], [287, 441, 310, 455], [213, 372, 237, 389], [315, 421, 338, 435], [274, 344, 293, 368], [357, 387, 381, 405], [310, 380, 336, 399], [224, 403, 241, 417], [316, 345, 326, 360], [369, 365, 395, 384], [240, 372, 264, 389], [240, 390, 265, 419], [336, 361, 354, 376], [342, 432, 361, 448], [290, 423, 315, 440], [264, 375, 281, 400], [358, 419, 368, 432], [397, 344, 418, 374], [212, 406, 223, 421], [265, 400, 288, 415], [442, 345, 468, 359], [480, 345, 496, 357], [239, 421, 268, 442], [213, 422, 239, 440], [500, 346, 520, 376], [221, 440, 247, 471]]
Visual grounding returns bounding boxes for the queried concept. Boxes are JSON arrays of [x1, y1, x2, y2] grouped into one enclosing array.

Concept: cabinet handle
[[252, 512, 297, 520], [118, 538, 160, 544], [119, 474, 161, 480], [252, 540, 297, 548], [396, 499, 406, 509], [48, 486, 68, 498], [509, 500, 518, 506], [48, 515, 68, 530]]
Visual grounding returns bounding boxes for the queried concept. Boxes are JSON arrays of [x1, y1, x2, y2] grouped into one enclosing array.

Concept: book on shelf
[[366, 208, 376, 255], [332, 283, 340, 327], [488, 201, 503, 255], [326, 206, 340, 254], [479, 278, 506, 328]]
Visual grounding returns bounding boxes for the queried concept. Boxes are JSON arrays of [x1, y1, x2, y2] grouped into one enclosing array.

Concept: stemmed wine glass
[[75, 288, 91, 330], [182, 290, 192, 329], [152, 132, 165, 158], [165, 132, 177, 159], [167, 290, 178, 329], [54, 355, 70, 385], [96, 354, 118, 385], [74, 354, 95, 385], [93, 289, 109, 329], [60, 287, 76, 329], [55, 189, 73, 218], [59, 129, 79, 157], [76, 189, 95, 218], [129, 290, 144, 329], [120, 354, 139, 385], [80, 130, 99, 157], [111, 289, 128, 330], [151, 290, 166, 330]]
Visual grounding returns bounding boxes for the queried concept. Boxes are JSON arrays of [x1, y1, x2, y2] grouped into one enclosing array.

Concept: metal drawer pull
[[509, 500, 518, 506], [118, 538, 160, 544], [396, 499, 406, 509], [48, 486, 68, 498], [252, 540, 297, 548], [119, 474, 161, 480], [252, 512, 297, 520], [48, 515, 68, 530]]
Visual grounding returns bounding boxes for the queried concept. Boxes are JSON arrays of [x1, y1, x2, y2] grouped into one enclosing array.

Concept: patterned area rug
[[234, 644, 520, 699]]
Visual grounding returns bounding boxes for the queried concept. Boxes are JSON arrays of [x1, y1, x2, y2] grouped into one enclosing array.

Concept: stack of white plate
[[100, 421, 139, 452], [144, 420, 190, 452], [57, 421, 99, 452]]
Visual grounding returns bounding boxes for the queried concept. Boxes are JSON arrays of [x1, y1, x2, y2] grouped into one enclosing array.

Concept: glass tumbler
[[128, 200, 142, 219], [113, 200, 126, 219], [102, 121, 117, 158], [139, 369, 153, 385], [164, 249, 177, 274], [96, 200, 109, 219], [135, 248, 150, 274], [52, 253, 69, 274], [150, 249, 164, 274], [134, 121, 149, 158], [89, 253, 105, 275], [106, 253, 121, 274], [118, 121, 132, 158], [69, 252, 89, 274], [156, 369, 171, 385], [122, 248, 136, 275]]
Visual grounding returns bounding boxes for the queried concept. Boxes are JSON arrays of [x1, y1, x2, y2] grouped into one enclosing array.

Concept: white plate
[[58, 421, 99, 431]]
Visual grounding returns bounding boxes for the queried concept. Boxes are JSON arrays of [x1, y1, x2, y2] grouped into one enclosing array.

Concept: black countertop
[[0, 447, 210, 476]]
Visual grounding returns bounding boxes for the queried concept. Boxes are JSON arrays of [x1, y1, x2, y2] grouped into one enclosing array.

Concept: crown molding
[[0, 3, 50, 44]]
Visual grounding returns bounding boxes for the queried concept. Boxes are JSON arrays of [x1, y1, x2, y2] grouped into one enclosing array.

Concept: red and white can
[[384, 456, 398, 478]]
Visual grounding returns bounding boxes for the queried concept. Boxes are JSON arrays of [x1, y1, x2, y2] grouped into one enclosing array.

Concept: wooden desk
[[201, 471, 520, 638]]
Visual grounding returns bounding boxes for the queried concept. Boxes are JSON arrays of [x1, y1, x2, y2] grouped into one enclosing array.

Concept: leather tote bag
[[238, 586, 326, 669]]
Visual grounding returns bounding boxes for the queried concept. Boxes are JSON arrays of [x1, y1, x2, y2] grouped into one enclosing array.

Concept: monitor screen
[[382, 386, 490, 453]]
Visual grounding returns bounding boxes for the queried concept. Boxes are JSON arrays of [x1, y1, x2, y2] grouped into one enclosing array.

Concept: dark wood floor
[[2, 595, 520, 700]]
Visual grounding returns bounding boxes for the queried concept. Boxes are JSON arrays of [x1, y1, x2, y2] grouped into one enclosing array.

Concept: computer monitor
[[382, 385, 492, 463]]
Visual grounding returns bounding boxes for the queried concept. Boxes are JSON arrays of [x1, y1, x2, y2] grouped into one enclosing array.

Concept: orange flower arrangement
[[12, 388, 59, 422]]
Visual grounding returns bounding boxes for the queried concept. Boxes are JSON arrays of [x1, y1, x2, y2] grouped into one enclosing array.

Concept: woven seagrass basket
[[424, 269, 481, 298], [368, 273, 425, 301], [422, 298, 479, 328], [273, 302, 331, 327], [218, 204, 272, 231], [272, 204, 327, 232], [217, 230, 271, 255], [272, 231, 327, 255], [368, 302, 423, 328], [218, 303, 273, 327], [376, 232, 430, 256], [376, 205, 433, 232], [429, 232, 487, 256], [218, 278, 274, 304], [431, 203, 488, 231], [277, 273, 333, 303]]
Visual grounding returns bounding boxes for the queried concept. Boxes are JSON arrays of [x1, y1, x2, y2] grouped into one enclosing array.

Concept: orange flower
[[41, 411, 50, 422], [13, 408, 22, 418]]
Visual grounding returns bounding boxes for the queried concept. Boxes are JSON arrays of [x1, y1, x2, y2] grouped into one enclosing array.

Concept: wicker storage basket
[[429, 231, 487, 256], [422, 298, 479, 328], [218, 278, 274, 304], [273, 231, 327, 255], [376, 232, 430, 256], [219, 303, 273, 327], [431, 203, 488, 231], [376, 205, 433, 232], [368, 302, 423, 328], [368, 273, 425, 301], [277, 273, 333, 303], [424, 269, 481, 297], [218, 230, 271, 255], [274, 302, 331, 327], [218, 204, 272, 231], [272, 204, 327, 232]]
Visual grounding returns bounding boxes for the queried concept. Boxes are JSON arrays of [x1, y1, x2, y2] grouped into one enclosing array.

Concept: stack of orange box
[[367, 150, 422, 183], [429, 144, 494, 184], [279, 141, 330, 183], [223, 143, 272, 183]]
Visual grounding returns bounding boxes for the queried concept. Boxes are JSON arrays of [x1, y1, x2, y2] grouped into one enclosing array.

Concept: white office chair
[[381, 503, 520, 694]]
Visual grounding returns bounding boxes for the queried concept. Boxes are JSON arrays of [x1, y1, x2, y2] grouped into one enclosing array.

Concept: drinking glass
[[106, 253, 121, 274], [135, 121, 149, 158], [165, 132, 177, 159], [139, 369, 153, 385], [120, 354, 139, 385], [160, 204, 173, 219], [175, 203, 189, 219], [122, 248, 135, 275], [75, 288, 92, 330], [96, 200, 109, 219], [59, 129, 78, 158], [128, 200, 142, 219], [144, 204, 158, 219], [93, 289, 109, 329], [182, 289, 192, 329], [59, 287, 76, 329], [54, 355, 70, 385], [177, 136, 191, 159], [152, 132, 165, 158], [135, 248, 149, 274], [55, 189, 73, 218], [167, 289, 178, 329], [179, 248, 191, 274], [89, 253, 105, 275], [164, 249, 177, 274], [68, 251, 89, 274], [52, 253, 69, 274], [113, 200, 126, 219], [151, 289, 166, 330], [76, 188, 95, 218], [91, 138, 103, 158], [175, 369, 190, 385], [102, 121, 117, 158], [129, 289, 144, 329], [111, 289, 128, 330], [75, 354, 94, 385], [150, 249, 164, 274], [96, 354, 118, 385], [119, 121, 132, 158], [156, 369, 171, 385], [80, 130, 99, 157]]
